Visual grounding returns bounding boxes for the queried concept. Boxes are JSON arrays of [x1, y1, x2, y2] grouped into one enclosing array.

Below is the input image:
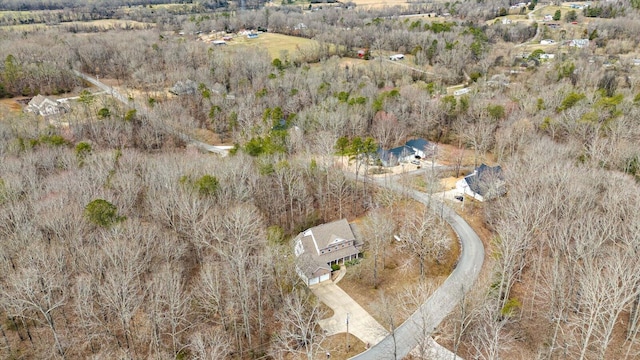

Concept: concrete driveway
[[311, 282, 388, 346]]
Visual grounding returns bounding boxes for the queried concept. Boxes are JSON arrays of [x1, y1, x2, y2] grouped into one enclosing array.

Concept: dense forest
[[1, 0, 640, 358]]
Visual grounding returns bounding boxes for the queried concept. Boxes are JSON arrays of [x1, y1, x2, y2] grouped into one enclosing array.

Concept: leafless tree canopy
[[2, 0, 640, 358]]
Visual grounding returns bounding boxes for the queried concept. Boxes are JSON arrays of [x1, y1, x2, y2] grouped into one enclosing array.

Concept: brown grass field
[[350, 0, 410, 9], [204, 32, 320, 60]]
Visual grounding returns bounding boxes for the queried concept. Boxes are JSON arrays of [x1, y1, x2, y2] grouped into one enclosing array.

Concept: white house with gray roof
[[25, 95, 69, 117], [293, 219, 362, 286]]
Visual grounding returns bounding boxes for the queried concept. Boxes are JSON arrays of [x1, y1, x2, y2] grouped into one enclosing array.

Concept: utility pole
[[441, 187, 446, 218], [346, 312, 350, 352]]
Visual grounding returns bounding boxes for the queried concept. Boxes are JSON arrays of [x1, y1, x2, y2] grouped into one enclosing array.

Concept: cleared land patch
[[204, 32, 320, 60]]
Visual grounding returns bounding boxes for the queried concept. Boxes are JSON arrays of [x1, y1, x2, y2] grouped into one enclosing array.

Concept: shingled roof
[[293, 219, 361, 283]]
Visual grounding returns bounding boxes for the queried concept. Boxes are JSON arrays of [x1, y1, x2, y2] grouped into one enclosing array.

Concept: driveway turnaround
[[312, 281, 388, 346], [348, 177, 485, 360]]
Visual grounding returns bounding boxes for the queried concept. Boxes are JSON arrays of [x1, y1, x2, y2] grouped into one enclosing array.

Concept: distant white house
[[540, 53, 555, 60], [569, 39, 589, 48], [25, 95, 70, 117], [389, 54, 405, 61], [540, 39, 556, 45], [454, 88, 470, 96], [211, 40, 227, 45]]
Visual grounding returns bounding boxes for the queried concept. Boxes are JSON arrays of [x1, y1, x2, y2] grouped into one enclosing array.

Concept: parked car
[[410, 159, 420, 165], [454, 195, 464, 202], [389, 54, 405, 61]]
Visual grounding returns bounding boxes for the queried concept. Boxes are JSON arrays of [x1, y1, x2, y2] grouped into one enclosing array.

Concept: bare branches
[[400, 208, 451, 281], [270, 289, 327, 360]]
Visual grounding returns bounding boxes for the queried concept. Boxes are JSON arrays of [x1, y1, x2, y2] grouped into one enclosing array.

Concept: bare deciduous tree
[[270, 289, 327, 360], [360, 208, 396, 288], [400, 208, 451, 281]]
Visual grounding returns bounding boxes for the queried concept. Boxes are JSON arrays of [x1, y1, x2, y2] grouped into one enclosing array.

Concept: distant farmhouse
[[569, 39, 589, 48], [454, 88, 470, 96], [169, 80, 198, 96], [293, 219, 362, 286], [456, 164, 506, 201], [377, 138, 434, 167], [25, 95, 70, 117]]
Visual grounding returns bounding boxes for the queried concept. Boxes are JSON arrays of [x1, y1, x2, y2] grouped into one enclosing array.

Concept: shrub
[[557, 91, 585, 112], [75, 141, 92, 167], [565, 10, 578, 22], [331, 264, 340, 271], [487, 104, 505, 120], [39, 134, 67, 146], [124, 109, 137, 122], [501, 298, 522, 317], [84, 199, 125, 228], [345, 258, 360, 267], [195, 174, 219, 196], [97, 107, 111, 119]]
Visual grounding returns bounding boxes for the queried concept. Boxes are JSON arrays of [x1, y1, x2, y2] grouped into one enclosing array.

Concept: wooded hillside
[[1, 0, 640, 358]]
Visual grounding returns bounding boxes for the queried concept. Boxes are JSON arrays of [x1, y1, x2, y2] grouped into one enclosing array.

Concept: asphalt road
[[349, 177, 485, 360]]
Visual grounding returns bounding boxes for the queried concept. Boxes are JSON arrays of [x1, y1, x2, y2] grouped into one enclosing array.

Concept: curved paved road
[[349, 176, 485, 360]]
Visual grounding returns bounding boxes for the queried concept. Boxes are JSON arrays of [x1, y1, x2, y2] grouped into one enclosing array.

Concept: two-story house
[[293, 219, 362, 286]]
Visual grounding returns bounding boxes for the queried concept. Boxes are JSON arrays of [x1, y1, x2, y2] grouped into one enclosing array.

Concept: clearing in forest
[[213, 32, 320, 60]]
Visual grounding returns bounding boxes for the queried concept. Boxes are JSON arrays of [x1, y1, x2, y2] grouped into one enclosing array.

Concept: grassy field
[[208, 32, 320, 60], [350, 0, 410, 9]]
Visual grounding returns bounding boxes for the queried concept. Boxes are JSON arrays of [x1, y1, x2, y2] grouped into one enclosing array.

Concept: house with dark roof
[[405, 138, 434, 159], [377, 145, 415, 167], [456, 164, 506, 201], [377, 138, 433, 167], [25, 95, 70, 117], [293, 219, 362, 286]]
